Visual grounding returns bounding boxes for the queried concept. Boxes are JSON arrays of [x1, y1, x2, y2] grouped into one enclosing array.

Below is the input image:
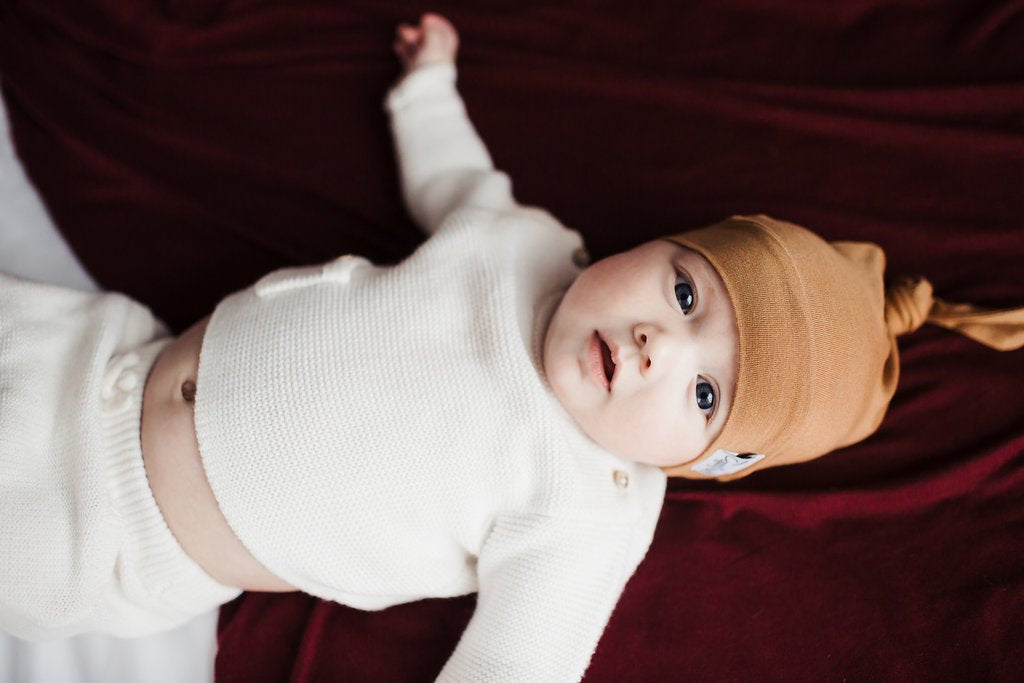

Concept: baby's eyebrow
[[694, 262, 724, 309]]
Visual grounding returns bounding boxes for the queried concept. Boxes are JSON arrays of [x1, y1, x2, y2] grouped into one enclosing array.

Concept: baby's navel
[[181, 379, 197, 403]]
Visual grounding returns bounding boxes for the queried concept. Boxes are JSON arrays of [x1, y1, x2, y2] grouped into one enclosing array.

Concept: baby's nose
[[634, 322, 693, 375], [633, 323, 653, 368]]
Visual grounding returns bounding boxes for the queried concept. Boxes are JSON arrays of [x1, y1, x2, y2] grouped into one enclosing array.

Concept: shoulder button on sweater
[[613, 470, 630, 490]]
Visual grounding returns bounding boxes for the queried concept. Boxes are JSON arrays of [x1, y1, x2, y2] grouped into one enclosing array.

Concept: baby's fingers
[[395, 23, 421, 47], [420, 13, 459, 54], [392, 24, 420, 67], [392, 13, 458, 72]]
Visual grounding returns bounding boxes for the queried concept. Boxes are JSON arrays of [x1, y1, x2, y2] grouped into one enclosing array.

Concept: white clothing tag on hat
[[691, 449, 765, 477]]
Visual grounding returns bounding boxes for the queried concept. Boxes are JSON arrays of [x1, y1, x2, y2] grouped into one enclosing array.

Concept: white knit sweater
[[194, 63, 667, 682]]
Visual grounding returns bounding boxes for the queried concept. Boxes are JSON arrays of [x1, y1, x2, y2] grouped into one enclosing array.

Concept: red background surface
[[2, 1, 1022, 680]]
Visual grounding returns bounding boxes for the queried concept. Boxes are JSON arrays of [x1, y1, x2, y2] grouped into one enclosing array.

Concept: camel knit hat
[[661, 215, 1024, 481]]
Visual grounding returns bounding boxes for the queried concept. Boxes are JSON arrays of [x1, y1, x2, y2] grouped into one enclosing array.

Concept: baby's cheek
[[598, 396, 672, 464], [639, 392, 709, 466]]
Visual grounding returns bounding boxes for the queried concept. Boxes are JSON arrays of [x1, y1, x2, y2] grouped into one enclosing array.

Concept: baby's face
[[542, 240, 738, 468]]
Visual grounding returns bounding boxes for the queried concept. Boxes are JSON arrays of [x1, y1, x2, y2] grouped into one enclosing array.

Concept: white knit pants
[[0, 273, 240, 640]]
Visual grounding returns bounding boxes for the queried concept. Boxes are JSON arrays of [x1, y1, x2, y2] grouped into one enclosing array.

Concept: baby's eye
[[674, 272, 696, 314], [696, 379, 715, 415]]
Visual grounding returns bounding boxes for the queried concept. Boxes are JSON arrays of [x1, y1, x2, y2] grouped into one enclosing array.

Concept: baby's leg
[[0, 273, 239, 641]]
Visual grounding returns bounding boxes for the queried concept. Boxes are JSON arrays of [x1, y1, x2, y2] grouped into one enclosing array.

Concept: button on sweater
[[193, 63, 667, 682]]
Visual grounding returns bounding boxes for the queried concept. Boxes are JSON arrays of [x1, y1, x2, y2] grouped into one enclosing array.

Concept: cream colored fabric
[[0, 274, 240, 640], [662, 215, 1024, 481]]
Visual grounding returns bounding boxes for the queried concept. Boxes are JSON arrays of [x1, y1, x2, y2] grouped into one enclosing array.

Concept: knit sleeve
[[384, 62, 517, 234], [436, 513, 642, 682]]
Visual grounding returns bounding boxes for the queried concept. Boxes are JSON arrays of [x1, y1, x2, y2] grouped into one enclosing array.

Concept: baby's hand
[[393, 12, 459, 76]]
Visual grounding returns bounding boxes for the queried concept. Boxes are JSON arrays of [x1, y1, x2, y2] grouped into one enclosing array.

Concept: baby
[[2, 11, 1021, 681]]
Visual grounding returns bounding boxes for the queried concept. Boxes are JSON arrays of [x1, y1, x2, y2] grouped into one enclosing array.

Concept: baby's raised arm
[[386, 13, 517, 233]]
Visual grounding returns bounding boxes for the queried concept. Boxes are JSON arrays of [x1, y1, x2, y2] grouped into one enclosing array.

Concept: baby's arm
[[386, 13, 517, 233], [437, 513, 645, 682]]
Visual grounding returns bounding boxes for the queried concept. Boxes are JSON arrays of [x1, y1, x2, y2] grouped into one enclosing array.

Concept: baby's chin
[[588, 429, 703, 469]]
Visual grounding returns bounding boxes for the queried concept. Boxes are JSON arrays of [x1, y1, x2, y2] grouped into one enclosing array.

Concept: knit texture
[[0, 273, 240, 640], [193, 63, 667, 681]]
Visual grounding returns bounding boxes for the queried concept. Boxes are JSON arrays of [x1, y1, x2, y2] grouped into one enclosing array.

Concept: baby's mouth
[[599, 335, 615, 387]]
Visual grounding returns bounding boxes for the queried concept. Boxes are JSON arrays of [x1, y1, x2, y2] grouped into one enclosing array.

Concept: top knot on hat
[[884, 276, 933, 338]]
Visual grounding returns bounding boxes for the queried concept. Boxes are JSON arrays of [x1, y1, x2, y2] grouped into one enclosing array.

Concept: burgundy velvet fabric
[[2, 1, 1023, 680]]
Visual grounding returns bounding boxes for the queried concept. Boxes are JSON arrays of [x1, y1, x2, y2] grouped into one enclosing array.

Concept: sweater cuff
[[384, 62, 458, 113], [102, 339, 241, 630]]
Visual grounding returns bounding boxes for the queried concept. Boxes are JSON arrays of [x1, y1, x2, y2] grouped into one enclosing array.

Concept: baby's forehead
[[674, 243, 722, 276]]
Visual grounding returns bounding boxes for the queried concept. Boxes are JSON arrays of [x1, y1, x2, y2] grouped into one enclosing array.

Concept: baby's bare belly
[[141, 315, 295, 593]]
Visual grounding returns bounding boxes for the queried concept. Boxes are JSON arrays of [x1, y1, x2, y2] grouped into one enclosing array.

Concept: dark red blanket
[[2, 1, 1022, 680]]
